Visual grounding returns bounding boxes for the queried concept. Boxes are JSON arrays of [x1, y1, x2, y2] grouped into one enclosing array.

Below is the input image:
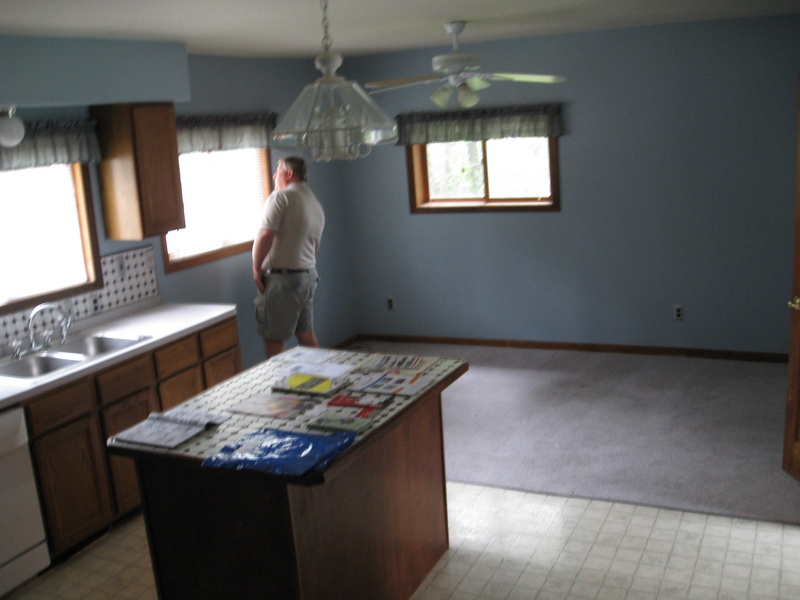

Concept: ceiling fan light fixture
[[430, 85, 452, 108], [271, 0, 397, 161], [0, 106, 25, 148], [456, 83, 480, 108], [465, 76, 490, 91]]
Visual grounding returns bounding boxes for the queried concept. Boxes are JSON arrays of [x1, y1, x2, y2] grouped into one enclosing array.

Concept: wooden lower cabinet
[[24, 317, 241, 558], [101, 388, 159, 515], [30, 415, 112, 557]]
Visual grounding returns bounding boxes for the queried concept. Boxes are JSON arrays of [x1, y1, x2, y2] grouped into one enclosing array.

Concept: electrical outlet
[[673, 304, 684, 321], [387, 297, 394, 311]]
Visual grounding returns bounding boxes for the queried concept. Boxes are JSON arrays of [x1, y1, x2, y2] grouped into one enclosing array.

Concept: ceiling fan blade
[[430, 85, 452, 108], [465, 76, 491, 91], [365, 74, 441, 93], [488, 72, 566, 84]]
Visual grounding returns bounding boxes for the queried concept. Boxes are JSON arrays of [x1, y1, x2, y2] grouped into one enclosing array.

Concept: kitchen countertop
[[0, 302, 237, 411], [109, 346, 467, 477]]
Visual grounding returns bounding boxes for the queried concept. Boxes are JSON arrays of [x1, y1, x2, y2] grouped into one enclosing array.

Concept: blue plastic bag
[[201, 427, 356, 476]]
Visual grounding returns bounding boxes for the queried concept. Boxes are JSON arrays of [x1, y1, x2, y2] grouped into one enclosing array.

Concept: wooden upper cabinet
[[91, 102, 185, 240]]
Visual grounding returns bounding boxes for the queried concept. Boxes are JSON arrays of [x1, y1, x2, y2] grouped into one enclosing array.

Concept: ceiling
[[1, 0, 799, 58]]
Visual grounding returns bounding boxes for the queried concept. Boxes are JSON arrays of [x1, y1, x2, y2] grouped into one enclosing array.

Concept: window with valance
[[0, 119, 103, 310], [165, 113, 277, 270], [397, 104, 563, 213], [0, 119, 101, 171]]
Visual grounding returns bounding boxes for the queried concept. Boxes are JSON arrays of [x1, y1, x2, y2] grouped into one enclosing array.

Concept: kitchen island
[[109, 347, 468, 600]]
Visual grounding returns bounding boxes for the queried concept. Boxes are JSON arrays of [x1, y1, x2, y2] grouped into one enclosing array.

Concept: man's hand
[[253, 269, 266, 294], [252, 228, 276, 294]]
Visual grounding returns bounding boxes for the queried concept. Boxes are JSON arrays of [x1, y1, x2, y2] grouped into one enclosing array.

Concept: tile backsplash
[[1, 246, 159, 346]]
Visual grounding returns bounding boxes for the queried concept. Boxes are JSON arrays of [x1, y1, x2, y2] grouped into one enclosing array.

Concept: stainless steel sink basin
[[0, 353, 84, 379], [55, 334, 150, 357], [0, 333, 151, 381]]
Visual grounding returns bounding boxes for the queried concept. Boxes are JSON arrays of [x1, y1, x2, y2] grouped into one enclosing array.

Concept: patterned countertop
[[109, 346, 466, 464]]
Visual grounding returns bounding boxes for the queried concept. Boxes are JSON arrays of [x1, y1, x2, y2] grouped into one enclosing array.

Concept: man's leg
[[296, 330, 319, 348], [264, 338, 286, 358]]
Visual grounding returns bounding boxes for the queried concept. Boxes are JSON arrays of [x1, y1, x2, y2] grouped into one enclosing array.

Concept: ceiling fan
[[365, 21, 565, 109]]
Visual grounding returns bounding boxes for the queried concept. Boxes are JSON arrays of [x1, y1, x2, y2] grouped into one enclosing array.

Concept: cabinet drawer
[[200, 318, 239, 358], [26, 379, 94, 438], [154, 335, 200, 379], [101, 388, 159, 437], [159, 366, 204, 410], [96, 354, 155, 406]]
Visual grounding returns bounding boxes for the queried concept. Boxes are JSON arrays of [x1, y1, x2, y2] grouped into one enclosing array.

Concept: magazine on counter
[[113, 408, 229, 449], [272, 361, 355, 396]]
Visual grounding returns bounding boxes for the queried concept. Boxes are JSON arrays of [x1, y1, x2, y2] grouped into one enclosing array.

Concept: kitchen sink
[[55, 333, 151, 357], [0, 353, 85, 379], [0, 333, 151, 381]]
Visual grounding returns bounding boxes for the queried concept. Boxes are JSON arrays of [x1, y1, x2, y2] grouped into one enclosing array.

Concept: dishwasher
[[0, 406, 50, 596]]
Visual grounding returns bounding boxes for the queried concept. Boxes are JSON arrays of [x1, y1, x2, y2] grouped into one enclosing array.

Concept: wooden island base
[[131, 383, 454, 600]]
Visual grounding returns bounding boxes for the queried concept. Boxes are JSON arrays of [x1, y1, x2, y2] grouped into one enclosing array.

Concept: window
[[398, 103, 562, 213], [163, 147, 271, 271], [0, 163, 102, 310], [407, 136, 559, 212]]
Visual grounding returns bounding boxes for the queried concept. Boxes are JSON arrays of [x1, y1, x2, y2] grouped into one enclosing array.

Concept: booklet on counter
[[272, 361, 354, 396], [346, 371, 437, 396], [358, 353, 438, 373], [229, 393, 319, 419], [327, 392, 394, 410], [307, 409, 374, 433], [112, 408, 229, 449]]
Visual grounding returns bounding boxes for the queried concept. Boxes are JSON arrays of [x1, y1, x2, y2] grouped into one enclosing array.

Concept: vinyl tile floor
[[6, 482, 800, 600]]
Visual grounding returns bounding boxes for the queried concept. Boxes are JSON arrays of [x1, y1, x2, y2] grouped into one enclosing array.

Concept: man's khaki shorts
[[254, 269, 318, 341]]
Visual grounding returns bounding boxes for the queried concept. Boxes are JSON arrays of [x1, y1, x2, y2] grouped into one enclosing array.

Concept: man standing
[[252, 156, 325, 358]]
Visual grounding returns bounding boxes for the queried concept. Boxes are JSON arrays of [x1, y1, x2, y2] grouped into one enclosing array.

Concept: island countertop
[[108, 346, 468, 484]]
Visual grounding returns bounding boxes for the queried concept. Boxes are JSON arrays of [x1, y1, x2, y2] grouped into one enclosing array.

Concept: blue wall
[[0, 35, 190, 106], [3, 14, 799, 367], [341, 15, 800, 354]]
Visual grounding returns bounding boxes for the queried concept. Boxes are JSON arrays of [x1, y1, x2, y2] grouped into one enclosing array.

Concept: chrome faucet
[[27, 302, 72, 352]]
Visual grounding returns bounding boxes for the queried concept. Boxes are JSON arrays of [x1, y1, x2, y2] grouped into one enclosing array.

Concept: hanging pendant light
[[0, 106, 25, 148], [272, 0, 397, 161]]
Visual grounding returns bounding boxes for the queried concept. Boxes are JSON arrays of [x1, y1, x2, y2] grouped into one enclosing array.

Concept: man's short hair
[[282, 156, 307, 181]]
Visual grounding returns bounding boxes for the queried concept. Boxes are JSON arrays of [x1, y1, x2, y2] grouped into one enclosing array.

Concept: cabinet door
[[91, 102, 184, 240], [102, 389, 158, 516], [159, 366, 204, 410], [131, 103, 185, 237], [203, 346, 242, 388], [31, 416, 112, 557]]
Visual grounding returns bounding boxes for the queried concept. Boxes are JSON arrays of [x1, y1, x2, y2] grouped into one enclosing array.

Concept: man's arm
[[252, 228, 276, 293]]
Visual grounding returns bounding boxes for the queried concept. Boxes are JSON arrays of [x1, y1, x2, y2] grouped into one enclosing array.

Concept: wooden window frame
[[163, 147, 272, 273], [2, 163, 103, 313], [406, 137, 561, 214]]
